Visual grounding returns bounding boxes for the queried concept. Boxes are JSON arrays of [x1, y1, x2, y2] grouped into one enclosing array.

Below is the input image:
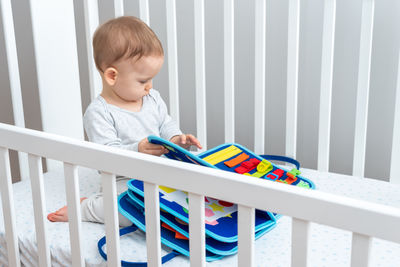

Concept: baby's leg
[[47, 197, 87, 222], [47, 178, 132, 227], [80, 193, 132, 227]]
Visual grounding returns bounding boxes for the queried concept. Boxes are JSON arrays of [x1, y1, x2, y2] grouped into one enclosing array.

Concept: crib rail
[[1, 123, 400, 266]]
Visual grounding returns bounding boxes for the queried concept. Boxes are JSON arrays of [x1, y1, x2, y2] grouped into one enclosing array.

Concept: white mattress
[[0, 166, 400, 266]]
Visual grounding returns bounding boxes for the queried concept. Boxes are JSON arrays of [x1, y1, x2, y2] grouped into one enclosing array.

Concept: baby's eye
[[139, 80, 148, 84]]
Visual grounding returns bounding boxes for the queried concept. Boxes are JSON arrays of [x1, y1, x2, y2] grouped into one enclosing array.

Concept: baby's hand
[[170, 134, 202, 150], [138, 137, 168, 156]]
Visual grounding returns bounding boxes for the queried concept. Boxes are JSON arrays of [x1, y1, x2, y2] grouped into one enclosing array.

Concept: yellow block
[[252, 160, 273, 178], [159, 186, 176, 194], [203, 145, 242, 165]]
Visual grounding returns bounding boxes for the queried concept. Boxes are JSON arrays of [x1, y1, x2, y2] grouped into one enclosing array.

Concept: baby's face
[[113, 55, 164, 102]]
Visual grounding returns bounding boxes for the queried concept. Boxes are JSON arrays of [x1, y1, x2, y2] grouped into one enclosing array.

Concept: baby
[[47, 16, 201, 226]]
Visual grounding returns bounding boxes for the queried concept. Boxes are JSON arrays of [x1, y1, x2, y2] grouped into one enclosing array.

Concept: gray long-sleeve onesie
[[83, 88, 181, 151], [81, 89, 182, 226]]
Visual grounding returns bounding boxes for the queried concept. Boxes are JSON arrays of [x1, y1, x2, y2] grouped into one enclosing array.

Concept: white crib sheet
[[0, 166, 400, 266]]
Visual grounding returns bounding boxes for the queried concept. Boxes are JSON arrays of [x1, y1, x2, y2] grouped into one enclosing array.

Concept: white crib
[[0, 0, 400, 266]]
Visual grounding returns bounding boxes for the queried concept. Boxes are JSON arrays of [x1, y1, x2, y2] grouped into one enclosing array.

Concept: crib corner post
[[0, 147, 21, 267]]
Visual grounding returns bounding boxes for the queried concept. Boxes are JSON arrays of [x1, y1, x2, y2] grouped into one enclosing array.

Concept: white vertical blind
[[28, 154, 51, 267], [291, 218, 310, 267], [166, 0, 180, 127], [0, 0, 29, 181], [114, 0, 124, 17], [351, 233, 371, 267], [143, 182, 162, 267], [102, 172, 121, 267], [352, 0, 375, 177], [286, 0, 300, 159], [194, 0, 207, 150], [0, 147, 20, 267], [188, 193, 206, 266], [139, 0, 150, 25], [390, 52, 400, 184], [224, 0, 235, 143], [254, 0, 267, 154], [238, 205, 255, 267], [64, 163, 84, 267], [317, 0, 336, 172], [83, 0, 101, 100]]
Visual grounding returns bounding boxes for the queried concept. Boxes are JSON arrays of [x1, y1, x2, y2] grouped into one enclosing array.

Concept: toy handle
[[98, 225, 180, 266], [259, 155, 300, 170]]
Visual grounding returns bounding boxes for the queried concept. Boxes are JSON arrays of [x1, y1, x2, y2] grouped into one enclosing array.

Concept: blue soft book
[[115, 136, 315, 261]]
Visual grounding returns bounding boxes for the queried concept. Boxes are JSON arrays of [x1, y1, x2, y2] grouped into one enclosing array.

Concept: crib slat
[[83, 0, 101, 100], [352, 0, 375, 177], [0, 147, 20, 267], [143, 182, 162, 267], [166, 0, 180, 127], [194, 0, 207, 151], [224, 0, 235, 143], [351, 233, 371, 267], [64, 163, 84, 267], [29, 0, 84, 170], [102, 172, 121, 267], [113, 0, 124, 17], [28, 154, 51, 267], [188, 193, 206, 266], [254, 0, 267, 154], [286, 0, 300, 159], [0, 0, 23, 128], [291, 218, 310, 267], [0, 0, 29, 181], [317, 0, 336, 172], [139, 0, 150, 25], [390, 52, 400, 184], [238, 205, 255, 267]]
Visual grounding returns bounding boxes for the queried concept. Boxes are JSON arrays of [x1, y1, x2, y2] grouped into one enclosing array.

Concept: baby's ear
[[103, 67, 118, 86]]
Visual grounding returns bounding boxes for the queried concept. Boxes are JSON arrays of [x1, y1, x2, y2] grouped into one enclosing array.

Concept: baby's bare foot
[[47, 197, 87, 222]]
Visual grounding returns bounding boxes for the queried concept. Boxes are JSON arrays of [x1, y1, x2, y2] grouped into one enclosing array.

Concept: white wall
[[1, 0, 399, 181]]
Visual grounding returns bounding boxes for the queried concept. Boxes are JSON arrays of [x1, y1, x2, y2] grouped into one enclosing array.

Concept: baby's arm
[[84, 104, 142, 151], [152, 90, 202, 150], [154, 90, 183, 141], [138, 137, 168, 156], [84, 104, 168, 156], [170, 134, 202, 150]]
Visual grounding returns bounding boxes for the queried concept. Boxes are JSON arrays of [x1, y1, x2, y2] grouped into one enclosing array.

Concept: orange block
[[162, 222, 175, 231], [162, 223, 189, 240], [175, 232, 189, 240], [224, 153, 249, 168], [285, 175, 297, 184]]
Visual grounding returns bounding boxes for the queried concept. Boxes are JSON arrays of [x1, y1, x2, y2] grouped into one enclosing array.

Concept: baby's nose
[[145, 81, 152, 91]]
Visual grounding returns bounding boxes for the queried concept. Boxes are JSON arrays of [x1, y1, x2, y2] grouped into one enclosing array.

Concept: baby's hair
[[93, 16, 163, 72]]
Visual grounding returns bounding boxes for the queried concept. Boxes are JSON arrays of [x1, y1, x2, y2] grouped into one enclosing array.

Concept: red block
[[250, 158, 261, 166], [273, 169, 284, 178], [235, 166, 248, 174], [241, 160, 254, 169]]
